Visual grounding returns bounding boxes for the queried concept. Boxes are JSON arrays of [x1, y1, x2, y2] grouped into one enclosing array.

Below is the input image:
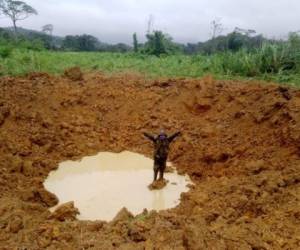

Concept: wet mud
[[0, 72, 300, 249], [148, 179, 169, 190]]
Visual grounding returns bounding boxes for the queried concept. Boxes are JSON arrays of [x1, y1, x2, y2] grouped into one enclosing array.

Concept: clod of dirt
[[184, 96, 212, 114], [26, 72, 51, 80], [49, 201, 79, 221], [0, 104, 10, 126], [112, 207, 134, 224], [37, 189, 59, 207], [278, 86, 292, 100], [243, 160, 267, 175], [63, 67, 83, 81], [20, 188, 59, 207], [148, 179, 169, 190], [8, 214, 24, 233], [36, 223, 74, 248]]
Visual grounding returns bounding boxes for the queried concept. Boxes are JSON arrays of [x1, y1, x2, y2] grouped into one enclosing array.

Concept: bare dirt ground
[[0, 70, 300, 249]]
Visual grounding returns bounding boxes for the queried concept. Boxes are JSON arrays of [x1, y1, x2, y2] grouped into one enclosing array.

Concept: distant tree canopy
[[0, 27, 61, 49], [0, 0, 37, 35], [100, 43, 131, 53], [0, 20, 299, 57], [62, 35, 99, 51], [62, 34, 132, 52], [183, 29, 266, 55]]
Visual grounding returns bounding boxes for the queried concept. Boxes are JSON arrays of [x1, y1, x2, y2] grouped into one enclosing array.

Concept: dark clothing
[[144, 132, 181, 181]]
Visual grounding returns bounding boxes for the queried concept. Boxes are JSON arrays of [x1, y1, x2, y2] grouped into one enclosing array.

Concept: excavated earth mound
[[0, 72, 300, 249]]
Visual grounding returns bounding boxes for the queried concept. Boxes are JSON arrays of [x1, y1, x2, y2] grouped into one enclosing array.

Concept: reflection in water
[[152, 190, 165, 211], [44, 151, 191, 221]]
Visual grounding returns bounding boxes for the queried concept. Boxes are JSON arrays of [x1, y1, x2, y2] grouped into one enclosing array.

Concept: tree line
[[0, 0, 299, 57], [0, 0, 131, 52]]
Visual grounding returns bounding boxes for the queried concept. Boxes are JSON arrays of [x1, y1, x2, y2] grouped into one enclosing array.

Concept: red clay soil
[[0, 71, 300, 249]]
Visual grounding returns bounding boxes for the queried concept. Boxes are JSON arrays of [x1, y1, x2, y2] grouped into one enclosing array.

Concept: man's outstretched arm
[[168, 132, 181, 142], [143, 132, 156, 142]]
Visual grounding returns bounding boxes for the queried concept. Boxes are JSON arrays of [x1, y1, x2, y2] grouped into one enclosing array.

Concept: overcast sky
[[0, 0, 299, 44]]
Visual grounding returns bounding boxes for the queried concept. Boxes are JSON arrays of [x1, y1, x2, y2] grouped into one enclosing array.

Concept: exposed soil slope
[[0, 71, 299, 249]]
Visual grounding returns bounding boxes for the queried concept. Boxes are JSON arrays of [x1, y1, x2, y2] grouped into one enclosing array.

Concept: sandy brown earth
[[0, 70, 300, 249]]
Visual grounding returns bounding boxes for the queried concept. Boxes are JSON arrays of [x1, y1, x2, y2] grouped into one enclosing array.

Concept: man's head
[[158, 130, 167, 140]]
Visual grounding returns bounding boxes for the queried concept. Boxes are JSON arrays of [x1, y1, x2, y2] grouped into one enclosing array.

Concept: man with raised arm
[[144, 130, 181, 182]]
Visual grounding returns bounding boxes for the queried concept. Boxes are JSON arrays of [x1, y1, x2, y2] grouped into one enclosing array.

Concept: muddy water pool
[[44, 151, 191, 221]]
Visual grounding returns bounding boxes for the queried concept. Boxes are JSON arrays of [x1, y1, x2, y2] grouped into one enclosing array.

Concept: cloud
[[0, 0, 299, 44]]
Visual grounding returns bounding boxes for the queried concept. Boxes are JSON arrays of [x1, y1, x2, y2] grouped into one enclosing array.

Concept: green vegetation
[[133, 33, 138, 53], [0, 0, 299, 86], [142, 31, 182, 56], [0, 39, 299, 86]]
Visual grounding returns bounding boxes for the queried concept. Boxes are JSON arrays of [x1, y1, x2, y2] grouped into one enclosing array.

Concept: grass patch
[[0, 48, 299, 86]]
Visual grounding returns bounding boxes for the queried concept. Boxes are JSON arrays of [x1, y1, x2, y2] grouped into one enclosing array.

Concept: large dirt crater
[[0, 72, 299, 249]]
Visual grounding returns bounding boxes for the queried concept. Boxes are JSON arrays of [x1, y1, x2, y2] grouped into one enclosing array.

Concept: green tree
[[133, 33, 138, 53], [62, 35, 79, 51], [77, 34, 99, 51], [227, 32, 245, 51], [0, 0, 38, 36], [287, 32, 300, 70], [143, 31, 181, 56]]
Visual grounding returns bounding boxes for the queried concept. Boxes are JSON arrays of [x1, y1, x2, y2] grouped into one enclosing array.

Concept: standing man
[[144, 130, 181, 182]]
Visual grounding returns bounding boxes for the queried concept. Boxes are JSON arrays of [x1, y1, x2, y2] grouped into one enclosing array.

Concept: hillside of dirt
[[0, 70, 299, 249]]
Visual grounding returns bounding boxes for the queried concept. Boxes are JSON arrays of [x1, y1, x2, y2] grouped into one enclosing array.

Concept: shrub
[[0, 46, 13, 58]]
